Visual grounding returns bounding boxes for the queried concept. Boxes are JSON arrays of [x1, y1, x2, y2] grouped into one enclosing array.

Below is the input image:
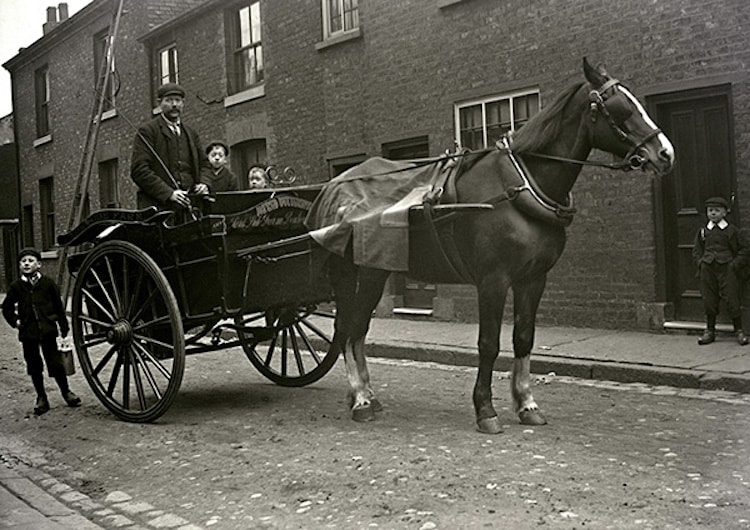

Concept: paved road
[[1, 340, 749, 529]]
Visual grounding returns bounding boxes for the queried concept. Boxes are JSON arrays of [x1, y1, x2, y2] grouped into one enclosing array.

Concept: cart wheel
[[234, 306, 337, 387], [71, 241, 185, 422]]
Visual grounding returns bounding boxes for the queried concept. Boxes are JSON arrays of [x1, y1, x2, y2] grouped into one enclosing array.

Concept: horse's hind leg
[[511, 277, 548, 426], [330, 259, 389, 422], [473, 274, 509, 434]]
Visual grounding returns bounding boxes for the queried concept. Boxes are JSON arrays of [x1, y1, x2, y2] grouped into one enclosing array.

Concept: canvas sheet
[[305, 157, 441, 271]]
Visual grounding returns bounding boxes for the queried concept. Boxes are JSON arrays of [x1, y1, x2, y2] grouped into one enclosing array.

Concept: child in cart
[[2, 248, 81, 415]]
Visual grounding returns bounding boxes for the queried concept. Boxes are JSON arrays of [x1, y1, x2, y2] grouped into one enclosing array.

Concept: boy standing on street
[[692, 197, 747, 346], [2, 248, 81, 415]]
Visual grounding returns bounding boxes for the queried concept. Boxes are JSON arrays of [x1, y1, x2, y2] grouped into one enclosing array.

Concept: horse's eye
[[604, 94, 633, 122]]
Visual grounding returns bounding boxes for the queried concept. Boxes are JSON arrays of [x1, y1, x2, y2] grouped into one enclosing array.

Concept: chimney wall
[[58, 3, 69, 21], [43, 6, 58, 35]]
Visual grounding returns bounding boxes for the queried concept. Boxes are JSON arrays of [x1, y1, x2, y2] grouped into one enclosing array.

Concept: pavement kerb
[[362, 339, 750, 394], [0, 463, 104, 529]]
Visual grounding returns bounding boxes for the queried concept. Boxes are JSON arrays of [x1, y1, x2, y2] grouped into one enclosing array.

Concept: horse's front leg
[[511, 276, 548, 426], [342, 267, 390, 422], [473, 274, 509, 434]]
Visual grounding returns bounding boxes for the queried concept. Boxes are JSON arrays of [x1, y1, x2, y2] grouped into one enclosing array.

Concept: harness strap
[[420, 202, 476, 284]]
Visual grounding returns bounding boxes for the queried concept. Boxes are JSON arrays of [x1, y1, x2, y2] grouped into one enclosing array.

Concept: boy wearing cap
[[2, 248, 81, 415], [205, 140, 239, 192], [692, 196, 747, 345], [131, 82, 212, 212]]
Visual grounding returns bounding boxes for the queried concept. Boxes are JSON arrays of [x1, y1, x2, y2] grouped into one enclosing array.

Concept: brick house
[[3, 0, 749, 330]]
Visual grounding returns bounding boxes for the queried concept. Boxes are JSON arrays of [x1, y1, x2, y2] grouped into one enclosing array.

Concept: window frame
[[322, 0, 360, 40], [39, 177, 55, 250], [454, 88, 540, 150], [157, 43, 179, 86], [98, 158, 119, 209], [34, 66, 50, 138], [227, 1, 264, 95], [94, 28, 116, 112]]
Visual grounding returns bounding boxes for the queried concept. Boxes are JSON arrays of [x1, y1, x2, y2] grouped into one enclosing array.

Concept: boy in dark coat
[[692, 197, 747, 346], [205, 140, 239, 192], [2, 248, 81, 415]]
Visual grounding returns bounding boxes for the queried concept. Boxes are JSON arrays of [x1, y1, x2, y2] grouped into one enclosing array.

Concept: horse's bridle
[[588, 78, 662, 171], [526, 78, 662, 172]]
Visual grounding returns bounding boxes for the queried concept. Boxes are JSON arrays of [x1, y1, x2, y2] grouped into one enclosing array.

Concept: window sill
[[41, 249, 59, 260], [224, 84, 265, 107], [33, 134, 52, 147], [315, 28, 362, 51]]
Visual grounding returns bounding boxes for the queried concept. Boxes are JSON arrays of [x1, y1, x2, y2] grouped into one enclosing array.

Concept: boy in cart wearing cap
[[205, 140, 239, 192], [692, 196, 747, 346], [1, 248, 81, 415]]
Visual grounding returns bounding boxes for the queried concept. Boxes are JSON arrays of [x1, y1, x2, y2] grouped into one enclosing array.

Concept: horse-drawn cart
[[59, 186, 341, 422], [59, 179, 482, 423]]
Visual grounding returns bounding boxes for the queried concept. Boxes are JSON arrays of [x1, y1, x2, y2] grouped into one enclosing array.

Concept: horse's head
[[583, 58, 674, 176]]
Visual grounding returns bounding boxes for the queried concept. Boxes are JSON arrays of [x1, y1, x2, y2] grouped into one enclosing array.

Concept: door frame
[[648, 83, 738, 314]]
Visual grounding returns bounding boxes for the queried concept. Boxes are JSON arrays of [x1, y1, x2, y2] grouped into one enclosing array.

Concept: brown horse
[[322, 59, 674, 433]]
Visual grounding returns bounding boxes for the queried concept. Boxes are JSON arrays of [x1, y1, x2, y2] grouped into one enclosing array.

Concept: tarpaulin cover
[[305, 157, 440, 271]]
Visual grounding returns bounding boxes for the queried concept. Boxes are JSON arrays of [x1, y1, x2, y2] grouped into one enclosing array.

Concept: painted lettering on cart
[[227, 196, 312, 231]]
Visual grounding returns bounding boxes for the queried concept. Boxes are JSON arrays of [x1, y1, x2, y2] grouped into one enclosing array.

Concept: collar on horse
[[492, 135, 577, 227]]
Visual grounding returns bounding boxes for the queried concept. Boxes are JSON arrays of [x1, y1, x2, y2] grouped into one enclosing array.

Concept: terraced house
[[4, 0, 750, 330]]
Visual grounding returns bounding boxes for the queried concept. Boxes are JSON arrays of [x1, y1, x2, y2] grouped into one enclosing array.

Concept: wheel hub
[[108, 319, 134, 345]]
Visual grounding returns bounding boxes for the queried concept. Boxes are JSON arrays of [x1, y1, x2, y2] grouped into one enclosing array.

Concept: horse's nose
[[658, 134, 675, 166]]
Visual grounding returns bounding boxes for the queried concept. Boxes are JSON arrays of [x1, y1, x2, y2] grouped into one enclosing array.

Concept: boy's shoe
[[63, 391, 81, 407], [697, 330, 716, 345], [34, 396, 50, 415], [738, 331, 749, 346]]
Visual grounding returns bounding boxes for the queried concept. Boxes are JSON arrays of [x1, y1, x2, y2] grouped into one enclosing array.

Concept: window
[[94, 29, 116, 111], [455, 90, 540, 150], [229, 2, 263, 94], [158, 44, 178, 85], [22, 205, 34, 247], [35, 66, 50, 137], [328, 153, 366, 180], [232, 139, 267, 189], [98, 159, 119, 208], [39, 178, 55, 250], [323, 0, 359, 38]]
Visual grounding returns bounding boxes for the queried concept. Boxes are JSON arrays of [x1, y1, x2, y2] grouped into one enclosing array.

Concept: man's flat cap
[[157, 83, 185, 99]]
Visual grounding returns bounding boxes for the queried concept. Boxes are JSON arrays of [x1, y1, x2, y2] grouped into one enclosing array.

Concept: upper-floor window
[[323, 0, 359, 39], [94, 29, 116, 111], [35, 66, 50, 137], [455, 90, 540, 150], [158, 44, 179, 85], [22, 205, 34, 247], [39, 177, 55, 250], [229, 1, 263, 94], [98, 159, 119, 208]]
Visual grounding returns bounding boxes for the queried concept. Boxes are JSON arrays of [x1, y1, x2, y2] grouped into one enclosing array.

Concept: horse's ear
[[583, 57, 608, 87]]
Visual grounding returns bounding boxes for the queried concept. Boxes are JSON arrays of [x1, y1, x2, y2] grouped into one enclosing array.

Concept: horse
[[321, 58, 675, 434]]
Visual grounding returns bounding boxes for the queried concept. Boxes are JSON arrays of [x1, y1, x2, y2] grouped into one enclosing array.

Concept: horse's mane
[[511, 82, 586, 154]]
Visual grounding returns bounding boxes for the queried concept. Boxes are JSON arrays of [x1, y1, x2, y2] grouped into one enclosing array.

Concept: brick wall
[[6, 0, 750, 329]]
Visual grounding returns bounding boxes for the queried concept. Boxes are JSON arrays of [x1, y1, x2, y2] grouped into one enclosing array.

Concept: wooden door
[[652, 85, 737, 322]]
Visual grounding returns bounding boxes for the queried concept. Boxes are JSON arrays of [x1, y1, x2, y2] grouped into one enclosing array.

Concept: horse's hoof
[[519, 409, 547, 426], [476, 416, 504, 434], [352, 405, 376, 422], [370, 398, 383, 412]]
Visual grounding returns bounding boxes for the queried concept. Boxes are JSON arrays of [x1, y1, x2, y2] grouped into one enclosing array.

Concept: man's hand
[[169, 189, 191, 208], [192, 183, 209, 195]]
